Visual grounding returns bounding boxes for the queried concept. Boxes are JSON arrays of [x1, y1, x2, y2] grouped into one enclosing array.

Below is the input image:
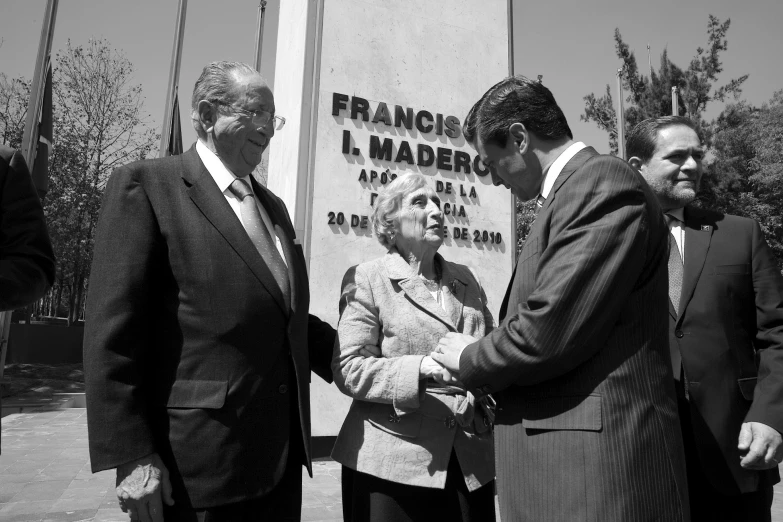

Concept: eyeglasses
[[215, 102, 286, 130]]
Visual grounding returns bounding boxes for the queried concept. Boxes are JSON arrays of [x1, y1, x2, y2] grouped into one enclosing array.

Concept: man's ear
[[196, 100, 217, 133], [508, 122, 528, 154], [628, 156, 644, 171]]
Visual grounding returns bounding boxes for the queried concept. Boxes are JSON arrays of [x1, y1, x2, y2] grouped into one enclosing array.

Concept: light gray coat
[[331, 251, 495, 490]]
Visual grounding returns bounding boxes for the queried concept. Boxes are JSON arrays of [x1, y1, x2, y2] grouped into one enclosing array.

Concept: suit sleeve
[[460, 157, 652, 392], [308, 313, 336, 383], [83, 166, 162, 472], [331, 264, 425, 415], [744, 220, 783, 433], [0, 150, 55, 310]]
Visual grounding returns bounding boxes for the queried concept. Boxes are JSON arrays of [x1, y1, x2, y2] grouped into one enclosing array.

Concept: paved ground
[[0, 410, 342, 522]]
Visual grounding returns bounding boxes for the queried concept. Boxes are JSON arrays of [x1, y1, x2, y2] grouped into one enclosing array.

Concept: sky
[[1, 0, 781, 155]]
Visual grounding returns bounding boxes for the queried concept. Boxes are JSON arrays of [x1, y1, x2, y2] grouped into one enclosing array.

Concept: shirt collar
[[541, 141, 587, 199], [196, 139, 249, 194]]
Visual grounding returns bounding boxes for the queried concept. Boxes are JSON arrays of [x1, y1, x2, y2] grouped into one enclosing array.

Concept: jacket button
[[278, 384, 288, 394], [388, 413, 400, 423], [675, 330, 684, 339]]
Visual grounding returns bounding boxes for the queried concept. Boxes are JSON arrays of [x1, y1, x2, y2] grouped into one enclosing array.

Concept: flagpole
[[160, 0, 188, 157], [21, 0, 58, 175], [616, 67, 626, 160], [672, 86, 678, 116], [253, 1, 268, 71]]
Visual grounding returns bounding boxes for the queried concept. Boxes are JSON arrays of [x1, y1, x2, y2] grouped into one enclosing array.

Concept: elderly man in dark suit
[[628, 115, 783, 522], [432, 76, 690, 521], [0, 144, 55, 312], [83, 61, 335, 522]]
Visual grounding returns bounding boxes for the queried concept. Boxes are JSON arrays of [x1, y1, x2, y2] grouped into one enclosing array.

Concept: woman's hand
[[358, 344, 382, 358], [421, 356, 462, 385]]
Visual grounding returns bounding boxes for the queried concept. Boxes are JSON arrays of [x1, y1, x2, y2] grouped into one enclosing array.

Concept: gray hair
[[190, 61, 259, 137], [372, 172, 429, 249]]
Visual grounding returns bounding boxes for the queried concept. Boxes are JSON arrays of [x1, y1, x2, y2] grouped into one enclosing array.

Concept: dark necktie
[[228, 178, 290, 309], [665, 214, 683, 314]]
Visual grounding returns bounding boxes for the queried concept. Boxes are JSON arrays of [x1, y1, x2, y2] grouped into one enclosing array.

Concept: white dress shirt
[[666, 207, 686, 262], [196, 140, 287, 265], [541, 141, 587, 199]]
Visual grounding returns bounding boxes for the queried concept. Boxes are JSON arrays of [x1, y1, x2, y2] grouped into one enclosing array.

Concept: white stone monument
[[267, 0, 513, 436]]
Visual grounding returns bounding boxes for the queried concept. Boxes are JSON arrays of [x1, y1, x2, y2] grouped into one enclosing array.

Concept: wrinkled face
[[475, 134, 541, 200], [211, 73, 275, 177], [393, 187, 444, 252], [638, 125, 704, 211]]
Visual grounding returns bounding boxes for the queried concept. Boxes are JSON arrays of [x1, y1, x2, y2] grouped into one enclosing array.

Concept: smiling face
[[393, 187, 444, 256], [475, 127, 543, 201], [637, 125, 704, 211], [210, 72, 275, 177]]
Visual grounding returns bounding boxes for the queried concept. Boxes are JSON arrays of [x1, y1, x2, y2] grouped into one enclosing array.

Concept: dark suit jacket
[[0, 145, 55, 311], [673, 206, 783, 494], [459, 148, 690, 521], [84, 145, 335, 509]]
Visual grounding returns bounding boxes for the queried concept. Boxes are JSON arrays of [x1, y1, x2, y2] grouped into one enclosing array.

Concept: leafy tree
[[701, 91, 783, 270], [581, 15, 747, 155]]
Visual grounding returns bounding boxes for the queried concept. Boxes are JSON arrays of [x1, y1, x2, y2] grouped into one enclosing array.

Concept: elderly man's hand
[[738, 422, 783, 470], [115, 453, 173, 522], [431, 332, 474, 374]]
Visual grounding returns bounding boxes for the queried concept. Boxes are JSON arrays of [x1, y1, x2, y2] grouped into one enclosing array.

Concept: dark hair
[[463, 75, 572, 146], [626, 116, 700, 163]]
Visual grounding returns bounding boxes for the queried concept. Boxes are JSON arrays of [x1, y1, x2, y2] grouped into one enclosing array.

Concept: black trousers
[[678, 399, 774, 522], [341, 450, 495, 522]]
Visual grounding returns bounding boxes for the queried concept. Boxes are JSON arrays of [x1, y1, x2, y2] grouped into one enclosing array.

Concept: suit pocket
[[367, 403, 422, 439], [521, 394, 602, 431], [714, 264, 750, 275], [166, 380, 227, 409], [737, 377, 757, 400]]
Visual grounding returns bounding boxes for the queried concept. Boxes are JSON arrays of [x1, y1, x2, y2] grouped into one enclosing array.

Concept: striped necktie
[[228, 178, 290, 310], [665, 214, 683, 313], [534, 194, 546, 216]]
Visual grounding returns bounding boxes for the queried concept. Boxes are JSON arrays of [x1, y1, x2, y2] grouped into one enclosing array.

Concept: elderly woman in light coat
[[331, 173, 496, 522]]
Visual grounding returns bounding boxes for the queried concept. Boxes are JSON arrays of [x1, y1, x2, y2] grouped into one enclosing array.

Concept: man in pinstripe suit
[[432, 76, 690, 521]]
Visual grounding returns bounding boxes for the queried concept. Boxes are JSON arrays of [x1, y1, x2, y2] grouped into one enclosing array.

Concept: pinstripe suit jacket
[[460, 147, 690, 521]]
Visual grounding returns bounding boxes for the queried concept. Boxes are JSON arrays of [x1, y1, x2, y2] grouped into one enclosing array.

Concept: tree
[[701, 91, 783, 270], [0, 73, 30, 149], [1, 38, 159, 324], [46, 38, 159, 324], [581, 16, 747, 155]]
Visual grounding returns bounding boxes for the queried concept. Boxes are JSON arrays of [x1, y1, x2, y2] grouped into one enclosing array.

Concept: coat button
[[388, 413, 400, 423], [444, 416, 456, 429], [278, 384, 288, 394], [675, 330, 684, 338]]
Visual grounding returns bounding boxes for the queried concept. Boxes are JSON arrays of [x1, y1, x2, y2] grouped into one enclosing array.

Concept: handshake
[[358, 332, 476, 386]]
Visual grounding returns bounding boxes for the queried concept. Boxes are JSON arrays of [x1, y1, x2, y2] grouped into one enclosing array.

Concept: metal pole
[[21, 0, 58, 170], [616, 68, 626, 159], [159, 0, 188, 157], [672, 86, 678, 115], [253, 1, 268, 71], [507, 0, 514, 76], [647, 44, 652, 78]]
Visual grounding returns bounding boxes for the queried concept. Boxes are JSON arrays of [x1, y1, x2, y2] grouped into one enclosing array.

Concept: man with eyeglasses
[[84, 61, 336, 522]]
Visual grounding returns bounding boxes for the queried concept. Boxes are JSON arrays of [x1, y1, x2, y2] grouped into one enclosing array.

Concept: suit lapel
[[679, 206, 714, 318], [385, 252, 456, 331], [180, 147, 287, 313]]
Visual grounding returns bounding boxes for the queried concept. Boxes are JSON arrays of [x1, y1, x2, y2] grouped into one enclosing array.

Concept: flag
[[165, 89, 183, 156], [31, 60, 53, 199]]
